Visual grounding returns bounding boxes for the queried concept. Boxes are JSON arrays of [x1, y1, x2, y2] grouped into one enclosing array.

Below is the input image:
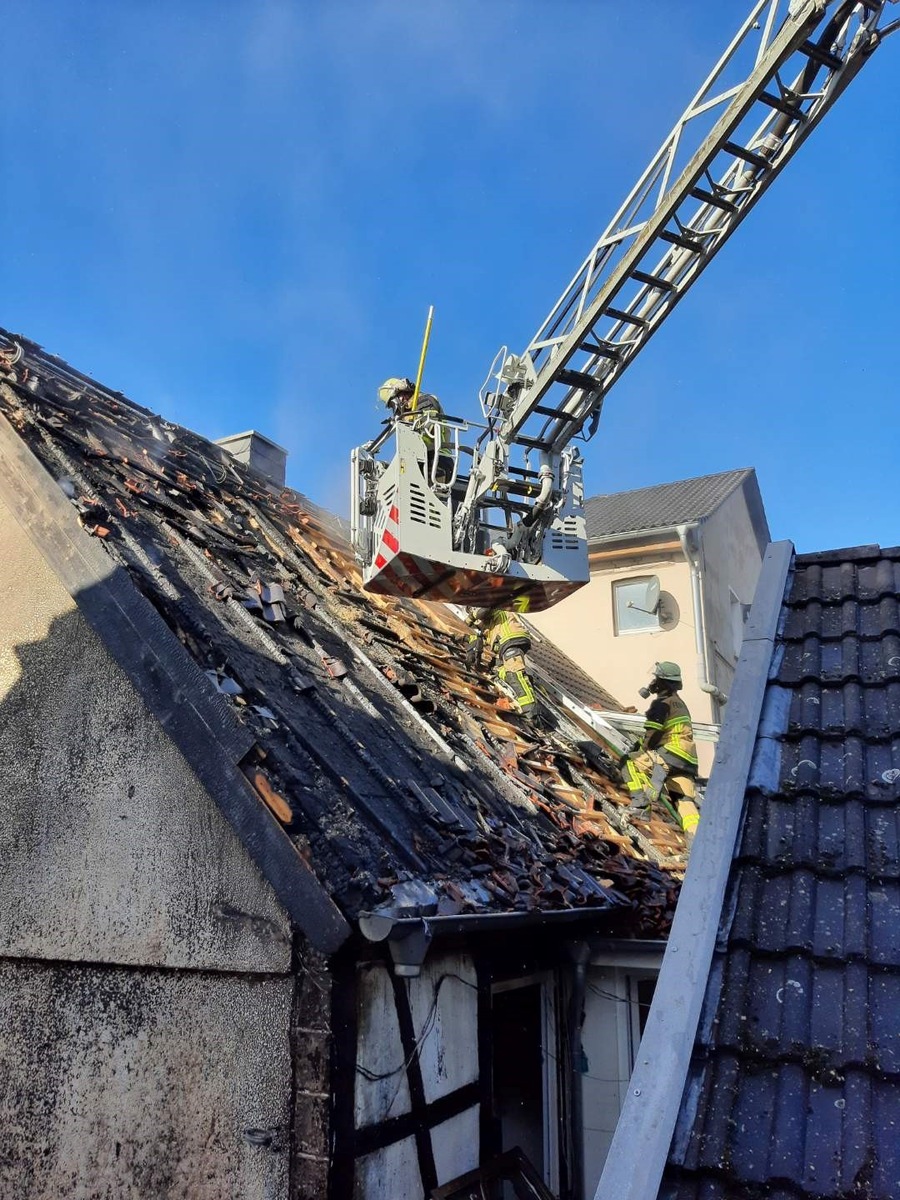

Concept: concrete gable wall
[[0, 492, 291, 975], [698, 481, 769, 704]]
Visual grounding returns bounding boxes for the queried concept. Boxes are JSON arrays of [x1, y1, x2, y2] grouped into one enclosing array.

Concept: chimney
[[215, 430, 288, 488]]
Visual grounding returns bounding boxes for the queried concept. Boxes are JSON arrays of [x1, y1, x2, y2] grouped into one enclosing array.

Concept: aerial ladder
[[350, 0, 898, 612]]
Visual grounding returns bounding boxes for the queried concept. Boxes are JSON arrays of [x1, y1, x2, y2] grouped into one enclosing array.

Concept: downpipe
[[676, 523, 728, 706], [567, 941, 590, 1200]]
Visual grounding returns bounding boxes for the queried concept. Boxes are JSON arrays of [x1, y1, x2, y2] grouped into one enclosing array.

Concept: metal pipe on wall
[[567, 941, 590, 1200]]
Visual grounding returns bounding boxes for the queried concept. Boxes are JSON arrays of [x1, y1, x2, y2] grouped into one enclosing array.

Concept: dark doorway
[[491, 984, 545, 1183]]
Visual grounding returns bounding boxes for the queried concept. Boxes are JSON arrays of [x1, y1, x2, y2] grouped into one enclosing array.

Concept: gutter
[[676, 522, 727, 706], [358, 906, 635, 977]]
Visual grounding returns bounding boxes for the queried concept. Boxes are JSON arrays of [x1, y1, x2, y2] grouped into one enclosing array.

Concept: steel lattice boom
[[352, 0, 896, 610]]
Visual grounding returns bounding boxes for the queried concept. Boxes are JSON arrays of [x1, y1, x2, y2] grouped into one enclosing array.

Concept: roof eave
[[587, 523, 689, 549], [358, 908, 663, 976]]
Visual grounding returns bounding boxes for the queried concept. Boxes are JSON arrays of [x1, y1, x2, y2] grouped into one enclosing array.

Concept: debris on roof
[[0, 330, 688, 935]]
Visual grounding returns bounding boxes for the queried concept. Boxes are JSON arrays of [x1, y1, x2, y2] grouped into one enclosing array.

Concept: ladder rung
[[759, 90, 803, 119], [579, 339, 621, 358], [501, 481, 544, 499], [516, 435, 547, 450], [799, 39, 843, 71], [723, 141, 770, 171], [606, 307, 648, 328], [689, 186, 737, 213], [534, 405, 578, 421], [631, 269, 675, 292], [508, 465, 542, 479], [554, 367, 600, 392], [660, 229, 704, 253]]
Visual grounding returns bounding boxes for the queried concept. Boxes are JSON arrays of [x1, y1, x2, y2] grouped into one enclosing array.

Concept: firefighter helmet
[[377, 377, 415, 407], [511, 595, 531, 614], [652, 661, 683, 685]]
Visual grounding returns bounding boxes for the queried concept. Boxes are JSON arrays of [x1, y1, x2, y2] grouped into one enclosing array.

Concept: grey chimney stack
[[215, 430, 288, 488]]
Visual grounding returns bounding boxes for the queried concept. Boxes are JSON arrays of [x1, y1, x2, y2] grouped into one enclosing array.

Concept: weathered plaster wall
[[0, 494, 291, 974], [0, 957, 293, 1200], [0, 497, 332, 1200]]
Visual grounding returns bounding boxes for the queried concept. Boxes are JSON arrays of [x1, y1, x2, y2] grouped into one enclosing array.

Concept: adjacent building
[[530, 469, 771, 774]]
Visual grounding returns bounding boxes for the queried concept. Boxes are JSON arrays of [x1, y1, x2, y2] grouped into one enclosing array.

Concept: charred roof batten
[[0, 328, 689, 944]]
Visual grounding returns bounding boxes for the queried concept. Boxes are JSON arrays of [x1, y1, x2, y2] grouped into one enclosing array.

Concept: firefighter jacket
[[482, 609, 532, 663], [641, 691, 698, 774], [398, 393, 448, 453]]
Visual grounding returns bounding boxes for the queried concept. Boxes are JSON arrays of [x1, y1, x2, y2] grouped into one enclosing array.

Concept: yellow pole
[[410, 305, 434, 412]]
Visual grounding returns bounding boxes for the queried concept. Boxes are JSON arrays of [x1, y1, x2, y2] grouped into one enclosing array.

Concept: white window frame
[[579, 949, 664, 1196], [612, 576, 661, 636]]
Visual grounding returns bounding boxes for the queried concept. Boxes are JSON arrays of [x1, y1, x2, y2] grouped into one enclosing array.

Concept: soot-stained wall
[[0, 494, 329, 1200]]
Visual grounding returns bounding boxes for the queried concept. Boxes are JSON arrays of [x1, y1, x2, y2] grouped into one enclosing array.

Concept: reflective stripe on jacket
[[399, 394, 448, 452], [484, 609, 532, 659], [642, 692, 698, 771]]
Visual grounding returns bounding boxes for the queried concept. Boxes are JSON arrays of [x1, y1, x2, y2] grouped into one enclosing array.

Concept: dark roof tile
[[583, 468, 756, 540], [661, 545, 900, 1198]]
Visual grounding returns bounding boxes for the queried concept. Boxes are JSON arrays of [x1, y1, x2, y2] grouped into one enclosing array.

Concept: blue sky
[[2, 1, 898, 552]]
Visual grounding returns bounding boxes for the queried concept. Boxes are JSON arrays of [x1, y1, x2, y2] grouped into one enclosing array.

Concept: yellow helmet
[[378, 377, 415, 407]]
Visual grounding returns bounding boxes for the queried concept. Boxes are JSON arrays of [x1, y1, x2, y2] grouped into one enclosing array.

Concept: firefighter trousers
[[494, 651, 536, 716], [621, 749, 700, 835]]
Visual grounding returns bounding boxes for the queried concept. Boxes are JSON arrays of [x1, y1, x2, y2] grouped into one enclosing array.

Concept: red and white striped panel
[[366, 545, 585, 611]]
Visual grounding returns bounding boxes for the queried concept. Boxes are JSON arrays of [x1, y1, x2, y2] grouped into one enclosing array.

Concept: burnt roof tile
[[0, 328, 687, 934]]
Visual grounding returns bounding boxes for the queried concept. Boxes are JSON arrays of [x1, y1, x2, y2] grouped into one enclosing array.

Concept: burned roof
[[584, 467, 757, 541], [0, 329, 686, 940]]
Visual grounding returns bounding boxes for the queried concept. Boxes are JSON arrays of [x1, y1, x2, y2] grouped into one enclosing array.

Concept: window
[[613, 576, 661, 635]]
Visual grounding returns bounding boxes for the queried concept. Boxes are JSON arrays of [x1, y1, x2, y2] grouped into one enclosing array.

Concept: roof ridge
[[795, 543, 899, 564], [584, 466, 752, 506]]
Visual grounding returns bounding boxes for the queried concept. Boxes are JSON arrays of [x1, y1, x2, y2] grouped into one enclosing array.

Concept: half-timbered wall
[[351, 952, 481, 1197]]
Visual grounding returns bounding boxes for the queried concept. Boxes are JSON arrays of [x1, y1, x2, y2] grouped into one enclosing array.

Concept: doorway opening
[[491, 983, 544, 1177]]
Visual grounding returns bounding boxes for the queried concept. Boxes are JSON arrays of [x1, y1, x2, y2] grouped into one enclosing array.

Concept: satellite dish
[[657, 591, 680, 631], [643, 577, 661, 614]]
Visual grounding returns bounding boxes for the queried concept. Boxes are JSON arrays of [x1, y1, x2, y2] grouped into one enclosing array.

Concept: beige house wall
[[530, 480, 769, 779], [530, 551, 719, 774]]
